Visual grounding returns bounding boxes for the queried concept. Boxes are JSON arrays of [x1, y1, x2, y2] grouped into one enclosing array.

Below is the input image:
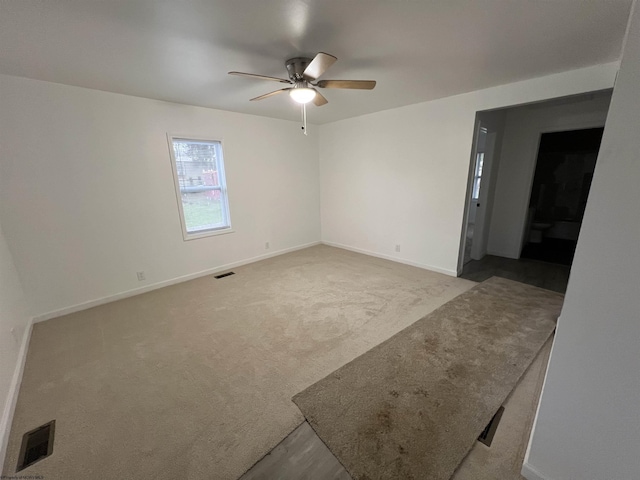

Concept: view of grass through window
[[170, 138, 230, 236], [182, 191, 223, 230]]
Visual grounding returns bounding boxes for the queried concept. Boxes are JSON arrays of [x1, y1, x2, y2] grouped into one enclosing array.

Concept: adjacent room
[[1, 1, 638, 479], [460, 91, 612, 292]]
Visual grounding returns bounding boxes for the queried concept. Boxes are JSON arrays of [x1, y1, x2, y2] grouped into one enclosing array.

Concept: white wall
[[0, 75, 320, 318], [318, 63, 618, 275], [487, 94, 612, 258], [0, 223, 31, 469], [523, 3, 640, 479]]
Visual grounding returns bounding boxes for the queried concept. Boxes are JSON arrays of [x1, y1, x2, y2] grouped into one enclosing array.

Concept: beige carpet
[[3, 245, 475, 479], [293, 277, 562, 480], [452, 336, 553, 480], [239, 336, 555, 480]]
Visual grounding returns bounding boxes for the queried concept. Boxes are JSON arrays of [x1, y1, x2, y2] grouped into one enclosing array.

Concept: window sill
[[183, 228, 234, 241]]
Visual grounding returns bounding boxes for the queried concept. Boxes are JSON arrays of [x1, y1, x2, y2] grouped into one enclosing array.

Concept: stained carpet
[[293, 277, 562, 480], [241, 336, 554, 480]]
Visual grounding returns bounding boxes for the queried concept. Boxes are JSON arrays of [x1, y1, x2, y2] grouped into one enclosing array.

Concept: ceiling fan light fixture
[[289, 87, 316, 104]]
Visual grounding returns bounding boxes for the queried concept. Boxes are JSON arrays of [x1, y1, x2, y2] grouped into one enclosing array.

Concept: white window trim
[[167, 134, 234, 241]]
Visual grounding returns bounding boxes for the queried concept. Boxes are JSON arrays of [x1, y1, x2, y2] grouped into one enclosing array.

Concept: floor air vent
[[16, 420, 55, 472], [478, 406, 504, 447], [214, 271, 235, 279]]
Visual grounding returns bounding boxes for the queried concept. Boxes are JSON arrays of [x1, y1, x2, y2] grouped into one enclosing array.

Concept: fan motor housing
[[285, 57, 312, 81]]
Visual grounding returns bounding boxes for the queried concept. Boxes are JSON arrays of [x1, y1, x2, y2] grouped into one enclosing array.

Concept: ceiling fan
[[229, 52, 376, 133]]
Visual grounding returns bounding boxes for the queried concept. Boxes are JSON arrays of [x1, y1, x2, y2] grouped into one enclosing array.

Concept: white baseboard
[[521, 462, 552, 480], [0, 318, 33, 472], [521, 320, 561, 480], [33, 241, 321, 323], [321, 241, 458, 277]]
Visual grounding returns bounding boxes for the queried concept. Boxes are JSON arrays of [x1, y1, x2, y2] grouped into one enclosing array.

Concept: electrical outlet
[[265, 241, 270, 250], [136, 271, 146, 281], [395, 244, 401, 253]]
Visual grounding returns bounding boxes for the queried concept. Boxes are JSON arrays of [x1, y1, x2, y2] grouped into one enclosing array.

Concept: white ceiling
[[0, 0, 632, 124]]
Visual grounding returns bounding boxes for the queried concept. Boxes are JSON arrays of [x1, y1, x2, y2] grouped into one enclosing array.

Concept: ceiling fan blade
[[313, 90, 328, 107], [229, 71, 291, 84], [250, 88, 292, 101], [316, 80, 376, 90], [302, 52, 337, 81]]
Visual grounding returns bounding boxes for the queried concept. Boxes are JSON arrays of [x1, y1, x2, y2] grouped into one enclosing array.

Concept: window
[[472, 126, 488, 200], [168, 136, 231, 239], [472, 152, 484, 200]]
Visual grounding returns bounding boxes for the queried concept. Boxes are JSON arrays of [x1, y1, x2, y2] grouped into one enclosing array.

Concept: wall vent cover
[[214, 272, 235, 279], [16, 420, 55, 472], [478, 406, 504, 447]]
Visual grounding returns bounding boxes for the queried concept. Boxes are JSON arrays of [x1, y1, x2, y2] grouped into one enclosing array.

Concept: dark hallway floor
[[461, 255, 570, 293], [521, 238, 577, 266]]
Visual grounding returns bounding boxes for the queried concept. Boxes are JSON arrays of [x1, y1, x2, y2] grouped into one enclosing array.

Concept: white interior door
[[471, 131, 497, 260]]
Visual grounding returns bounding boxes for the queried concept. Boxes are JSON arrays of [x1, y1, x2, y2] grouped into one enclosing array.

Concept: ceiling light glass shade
[[289, 87, 316, 104]]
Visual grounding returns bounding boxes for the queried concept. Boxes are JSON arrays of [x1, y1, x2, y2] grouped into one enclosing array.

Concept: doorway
[[459, 90, 612, 291], [521, 127, 604, 265]]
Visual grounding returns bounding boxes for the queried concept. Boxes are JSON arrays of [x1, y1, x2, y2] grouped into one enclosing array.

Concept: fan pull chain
[[301, 103, 308, 135]]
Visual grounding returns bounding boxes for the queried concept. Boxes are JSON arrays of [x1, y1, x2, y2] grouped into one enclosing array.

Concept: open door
[[471, 130, 497, 260], [459, 120, 484, 271], [459, 111, 504, 273], [462, 124, 490, 266]]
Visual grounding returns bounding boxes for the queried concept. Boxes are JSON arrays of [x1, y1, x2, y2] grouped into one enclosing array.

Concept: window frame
[[167, 134, 233, 241]]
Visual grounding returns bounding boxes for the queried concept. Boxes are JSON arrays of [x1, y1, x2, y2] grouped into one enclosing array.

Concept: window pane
[[181, 190, 225, 233], [472, 177, 482, 199], [475, 152, 484, 176], [171, 138, 230, 235]]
